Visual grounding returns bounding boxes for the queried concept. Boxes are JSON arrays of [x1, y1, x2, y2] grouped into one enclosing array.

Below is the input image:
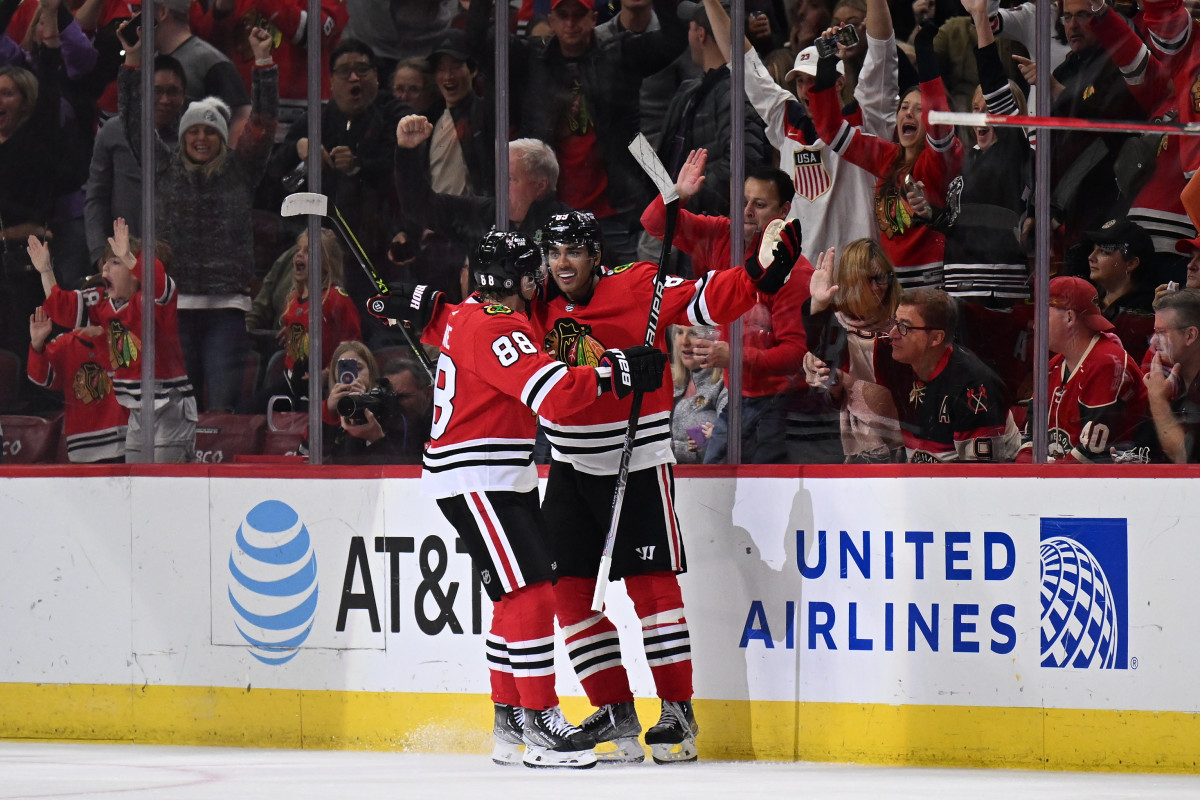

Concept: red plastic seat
[[0, 414, 63, 464], [193, 413, 267, 463]]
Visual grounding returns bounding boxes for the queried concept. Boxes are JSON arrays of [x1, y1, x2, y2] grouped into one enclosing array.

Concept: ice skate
[[521, 706, 598, 769], [643, 699, 699, 764], [491, 703, 525, 766], [581, 701, 644, 763]]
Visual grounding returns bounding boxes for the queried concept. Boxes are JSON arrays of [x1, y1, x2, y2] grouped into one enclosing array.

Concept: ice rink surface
[[1, 743, 1198, 800]]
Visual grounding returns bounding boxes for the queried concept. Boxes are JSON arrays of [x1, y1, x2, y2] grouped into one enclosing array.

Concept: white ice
[[1, 742, 1198, 800]]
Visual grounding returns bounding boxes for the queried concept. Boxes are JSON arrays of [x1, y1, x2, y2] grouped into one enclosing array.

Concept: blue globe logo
[[1039, 536, 1118, 669], [228, 501, 319, 665]]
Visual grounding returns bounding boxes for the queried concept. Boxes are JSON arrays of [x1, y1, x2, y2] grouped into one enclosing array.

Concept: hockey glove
[[597, 345, 669, 399], [814, 47, 840, 93], [914, 20, 941, 82], [745, 218, 802, 295], [366, 282, 442, 328]]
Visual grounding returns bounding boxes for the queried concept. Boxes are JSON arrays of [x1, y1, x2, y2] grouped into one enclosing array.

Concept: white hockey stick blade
[[281, 192, 329, 217], [628, 133, 679, 204]]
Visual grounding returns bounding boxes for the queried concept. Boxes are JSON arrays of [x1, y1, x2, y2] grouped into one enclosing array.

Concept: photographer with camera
[[318, 339, 413, 464]]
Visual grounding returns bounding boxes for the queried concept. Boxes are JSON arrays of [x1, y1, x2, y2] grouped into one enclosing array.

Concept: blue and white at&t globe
[[228, 500, 319, 665]]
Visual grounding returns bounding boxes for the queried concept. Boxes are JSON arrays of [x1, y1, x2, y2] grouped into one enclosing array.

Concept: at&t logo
[[228, 500, 319, 665]]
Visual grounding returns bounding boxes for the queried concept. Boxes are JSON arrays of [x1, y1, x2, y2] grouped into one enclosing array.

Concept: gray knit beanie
[[178, 96, 230, 145]]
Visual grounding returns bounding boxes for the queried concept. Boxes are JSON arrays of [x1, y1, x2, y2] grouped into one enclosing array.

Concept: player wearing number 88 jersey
[[412, 230, 666, 769]]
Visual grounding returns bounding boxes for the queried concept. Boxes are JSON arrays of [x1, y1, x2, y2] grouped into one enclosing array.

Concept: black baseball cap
[[1083, 217, 1154, 263]]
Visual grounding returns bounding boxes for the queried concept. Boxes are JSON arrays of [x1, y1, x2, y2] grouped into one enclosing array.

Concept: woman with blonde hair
[[801, 238, 904, 462], [669, 325, 727, 464]]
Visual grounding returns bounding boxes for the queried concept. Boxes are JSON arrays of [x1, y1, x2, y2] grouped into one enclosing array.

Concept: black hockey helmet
[[537, 210, 602, 255], [472, 229, 543, 293]]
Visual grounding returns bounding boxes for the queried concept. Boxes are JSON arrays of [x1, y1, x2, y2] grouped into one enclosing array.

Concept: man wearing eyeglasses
[[875, 287, 1019, 462], [270, 39, 401, 317], [1143, 288, 1200, 463]]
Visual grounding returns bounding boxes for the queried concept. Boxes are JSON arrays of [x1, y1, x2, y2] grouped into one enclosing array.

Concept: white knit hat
[[178, 96, 230, 145]]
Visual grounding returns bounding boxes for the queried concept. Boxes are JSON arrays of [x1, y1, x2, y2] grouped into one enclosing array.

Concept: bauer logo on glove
[[596, 345, 669, 399]]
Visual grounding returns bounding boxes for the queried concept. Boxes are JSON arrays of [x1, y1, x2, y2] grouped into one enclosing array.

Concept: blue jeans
[[702, 393, 790, 465], [178, 308, 250, 412], [599, 215, 641, 267]]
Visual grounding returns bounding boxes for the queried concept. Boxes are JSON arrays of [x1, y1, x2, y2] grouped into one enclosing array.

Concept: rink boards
[[0, 463, 1197, 772]]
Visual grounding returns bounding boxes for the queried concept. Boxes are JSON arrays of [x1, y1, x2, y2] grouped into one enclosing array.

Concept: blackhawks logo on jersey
[[876, 181, 914, 239], [544, 318, 606, 367], [107, 320, 140, 369], [72, 361, 112, 404], [285, 322, 309, 364], [484, 303, 514, 315]]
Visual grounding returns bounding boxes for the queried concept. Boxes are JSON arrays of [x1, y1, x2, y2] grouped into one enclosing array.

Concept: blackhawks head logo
[[285, 322, 309, 364], [876, 181, 914, 239], [72, 361, 112, 404], [544, 318, 606, 367], [107, 320, 140, 369]]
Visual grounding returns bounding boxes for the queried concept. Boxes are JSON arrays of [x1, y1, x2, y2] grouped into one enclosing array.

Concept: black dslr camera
[[336, 379, 401, 425]]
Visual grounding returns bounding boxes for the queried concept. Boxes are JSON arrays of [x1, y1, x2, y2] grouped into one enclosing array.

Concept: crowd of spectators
[[4, 0, 1200, 464]]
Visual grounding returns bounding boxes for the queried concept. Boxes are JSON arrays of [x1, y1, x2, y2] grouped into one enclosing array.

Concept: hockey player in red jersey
[[370, 230, 667, 769], [1016, 276, 1149, 463], [528, 210, 799, 764]]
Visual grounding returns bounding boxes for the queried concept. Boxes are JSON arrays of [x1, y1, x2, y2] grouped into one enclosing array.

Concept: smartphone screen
[[336, 358, 361, 385]]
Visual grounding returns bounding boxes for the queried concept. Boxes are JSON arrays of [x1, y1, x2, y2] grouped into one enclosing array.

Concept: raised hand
[[116, 16, 142, 65], [1012, 55, 1037, 86], [809, 246, 840, 313], [107, 217, 136, 267], [29, 307, 53, 352], [396, 114, 434, 149], [745, 218, 802, 294], [248, 26, 273, 63], [675, 148, 707, 205], [26, 235, 52, 275]]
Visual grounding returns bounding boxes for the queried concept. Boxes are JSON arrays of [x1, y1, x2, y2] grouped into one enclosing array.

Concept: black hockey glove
[[366, 282, 442, 328], [914, 20, 941, 83], [815, 47, 840, 93], [597, 345, 668, 399], [745, 218, 802, 295]]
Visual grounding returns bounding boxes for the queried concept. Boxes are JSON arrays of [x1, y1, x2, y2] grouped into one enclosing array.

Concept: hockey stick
[[591, 134, 680, 612], [281, 192, 435, 382], [925, 110, 1200, 136]]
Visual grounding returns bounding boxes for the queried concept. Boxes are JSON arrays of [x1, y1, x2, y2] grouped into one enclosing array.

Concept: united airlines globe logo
[[228, 501, 319, 665], [1039, 536, 1119, 669]]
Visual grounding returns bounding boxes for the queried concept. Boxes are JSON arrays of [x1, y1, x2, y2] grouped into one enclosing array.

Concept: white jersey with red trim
[[1045, 335, 1149, 463], [419, 300, 604, 499], [530, 260, 760, 475], [742, 41, 893, 260]]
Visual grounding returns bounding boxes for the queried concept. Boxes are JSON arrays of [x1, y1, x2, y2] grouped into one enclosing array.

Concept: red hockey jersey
[[811, 79, 964, 287], [26, 330, 129, 462], [528, 260, 761, 475], [278, 285, 361, 372], [42, 258, 193, 409], [191, 0, 347, 102], [1033, 334, 1148, 463], [419, 300, 606, 498]]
